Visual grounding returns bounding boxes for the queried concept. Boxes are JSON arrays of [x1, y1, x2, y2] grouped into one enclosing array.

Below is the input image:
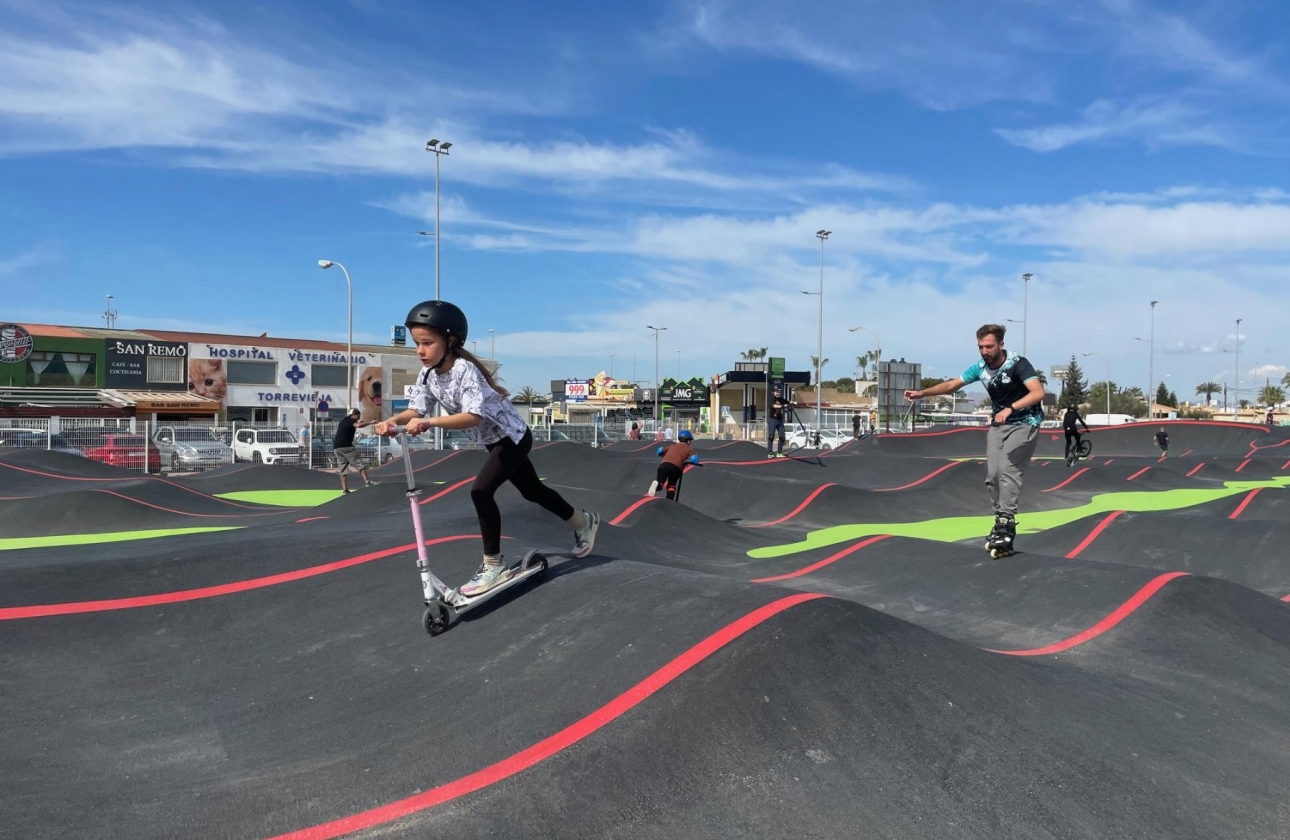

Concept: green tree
[[834, 376, 856, 393], [855, 350, 881, 380], [1058, 355, 1089, 409], [1257, 385, 1285, 406], [1154, 381, 1178, 409], [1089, 381, 1148, 417], [1195, 381, 1222, 405]]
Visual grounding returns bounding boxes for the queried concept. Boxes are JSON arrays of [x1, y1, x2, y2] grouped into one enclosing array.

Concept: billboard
[[188, 344, 386, 424], [0, 324, 33, 364], [105, 339, 188, 391]]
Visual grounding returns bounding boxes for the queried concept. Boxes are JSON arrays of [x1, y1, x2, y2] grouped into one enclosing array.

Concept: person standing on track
[[1155, 426, 1169, 458], [903, 324, 1045, 556], [767, 391, 792, 458]]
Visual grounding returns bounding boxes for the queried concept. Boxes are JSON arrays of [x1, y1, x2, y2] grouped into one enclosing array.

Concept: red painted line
[[418, 477, 474, 506], [0, 535, 481, 621], [264, 592, 828, 840], [877, 460, 963, 492], [1103, 458, 1115, 465], [609, 495, 658, 525], [1235, 459, 1251, 473], [1126, 467, 1151, 481], [411, 450, 463, 475], [750, 483, 837, 527], [988, 572, 1190, 656], [1228, 488, 1263, 520], [1282, 459, 1290, 471], [887, 427, 985, 439], [751, 536, 890, 582], [1177, 449, 1193, 459], [1282, 593, 1290, 603], [1066, 510, 1125, 559], [1247, 438, 1290, 455], [1185, 464, 1205, 478], [1042, 467, 1089, 492], [702, 456, 794, 467], [0, 459, 135, 482], [1040, 461, 1049, 467], [295, 516, 330, 523], [93, 489, 298, 518]]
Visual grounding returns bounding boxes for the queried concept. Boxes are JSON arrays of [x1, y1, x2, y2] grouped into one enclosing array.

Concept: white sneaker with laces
[[459, 561, 513, 598], [572, 511, 600, 558]]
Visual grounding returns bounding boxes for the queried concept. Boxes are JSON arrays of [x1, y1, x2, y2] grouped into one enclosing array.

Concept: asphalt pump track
[[1, 420, 1288, 839]]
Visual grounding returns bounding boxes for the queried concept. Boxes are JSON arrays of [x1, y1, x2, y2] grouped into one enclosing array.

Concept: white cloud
[[994, 97, 1236, 153], [0, 245, 57, 276]]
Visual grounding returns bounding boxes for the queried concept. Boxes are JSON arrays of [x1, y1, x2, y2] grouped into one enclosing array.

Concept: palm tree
[[512, 386, 541, 419], [855, 350, 880, 380], [1257, 385, 1285, 407], [1195, 381, 1222, 405], [810, 355, 829, 383], [1281, 372, 1290, 390]]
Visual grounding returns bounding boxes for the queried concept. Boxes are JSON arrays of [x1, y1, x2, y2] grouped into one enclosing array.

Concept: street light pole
[[647, 326, 667, 430], [317, 260, 353, 411], [1148, 300, 1158, 419], [1083, 352, 1111, 422], [1021, 273, 1032, 357], [676, 349, 681, 379], [609, 354, 615, 379], [424, 139, 453, 300], [488, 328, 495, 360], [815, 229, 831, 428]]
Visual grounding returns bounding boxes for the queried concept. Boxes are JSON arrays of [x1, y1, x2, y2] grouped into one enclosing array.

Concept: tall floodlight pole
[[1235, 317, 1242, 416], [424, 139, 453, 299], [676, 349, 681, 378], [609, 354, 615, 379], [317, 260, 353, 411], [1148, 300, 1158, 418], [1021, 273, 1032, 357], [815, 229, 831, 427], [488, 328, 495, 360], [647, 326, 667, 429], [1083, 352, 1111, 421]]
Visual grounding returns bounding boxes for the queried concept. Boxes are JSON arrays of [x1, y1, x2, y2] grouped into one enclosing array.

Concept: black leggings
[[1064, 429, 1081, 456], [473, 429, 575, 556], [656, 462, 683, 499]]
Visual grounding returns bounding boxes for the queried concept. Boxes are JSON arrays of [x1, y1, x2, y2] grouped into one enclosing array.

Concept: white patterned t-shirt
[[409, 359, 528, 446]]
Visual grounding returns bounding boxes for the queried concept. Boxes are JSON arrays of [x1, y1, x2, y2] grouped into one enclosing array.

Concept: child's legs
[[471, 444, 515, 556], [503, 431, 577, 522]]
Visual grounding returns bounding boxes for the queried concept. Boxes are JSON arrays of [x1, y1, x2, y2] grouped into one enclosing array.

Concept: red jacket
[[660, 442, 694, 468]]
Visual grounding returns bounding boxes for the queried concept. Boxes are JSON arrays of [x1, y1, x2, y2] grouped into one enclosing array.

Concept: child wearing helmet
[[376, 300, 600, 597], [647, 429, 698, 500]]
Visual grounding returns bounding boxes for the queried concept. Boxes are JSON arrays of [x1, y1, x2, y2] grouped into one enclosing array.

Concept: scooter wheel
[[423, 603, 448, 636]]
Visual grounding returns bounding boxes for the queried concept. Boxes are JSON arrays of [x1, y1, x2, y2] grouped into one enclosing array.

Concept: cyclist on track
[[1063, 405, 1091, 466]]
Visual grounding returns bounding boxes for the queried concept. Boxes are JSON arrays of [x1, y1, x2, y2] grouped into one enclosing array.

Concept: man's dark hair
[[976, 324, 1006, 341], [349, 408, 360, 417]]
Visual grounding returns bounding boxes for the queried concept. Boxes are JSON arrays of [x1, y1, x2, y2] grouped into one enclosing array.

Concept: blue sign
[[392, 399, 409, 411], [318, 399, 330, 412], [391, 325, 407, 346]]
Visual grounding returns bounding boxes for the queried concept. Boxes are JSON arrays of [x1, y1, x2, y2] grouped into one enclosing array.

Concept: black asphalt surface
[[1, 420, 1288, 839]]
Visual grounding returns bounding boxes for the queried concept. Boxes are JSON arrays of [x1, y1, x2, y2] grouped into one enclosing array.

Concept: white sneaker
[[459, 561, 513, 598], [572, 511, 600, 558]]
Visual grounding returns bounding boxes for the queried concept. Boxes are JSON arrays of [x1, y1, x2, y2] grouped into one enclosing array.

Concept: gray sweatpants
[[985, 423, 1039, 517]]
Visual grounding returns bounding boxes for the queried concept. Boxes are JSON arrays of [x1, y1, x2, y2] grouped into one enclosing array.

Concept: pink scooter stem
[[395, 429, 451, 600]]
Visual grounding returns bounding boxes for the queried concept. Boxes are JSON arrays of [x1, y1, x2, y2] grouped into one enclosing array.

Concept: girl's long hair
[[451, 342, 509, 398]]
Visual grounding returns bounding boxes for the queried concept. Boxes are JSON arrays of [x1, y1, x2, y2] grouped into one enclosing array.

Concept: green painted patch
[[748, 477, 1290, 559], [217, 490, 343, 507], [0, 527, 241, 552]]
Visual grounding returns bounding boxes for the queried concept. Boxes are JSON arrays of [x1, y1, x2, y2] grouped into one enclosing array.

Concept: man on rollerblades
[[904, 324, 1045, 558]]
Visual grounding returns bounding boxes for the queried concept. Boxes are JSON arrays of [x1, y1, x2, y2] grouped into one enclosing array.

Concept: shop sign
[[0, 324, 33, 364]]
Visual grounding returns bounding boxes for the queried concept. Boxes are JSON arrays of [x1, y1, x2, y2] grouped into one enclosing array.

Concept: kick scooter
[[395, 428, 549, 635]]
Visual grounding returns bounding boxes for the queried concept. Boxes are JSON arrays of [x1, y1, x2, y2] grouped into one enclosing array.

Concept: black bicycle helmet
[[405, 300, 468, 345]]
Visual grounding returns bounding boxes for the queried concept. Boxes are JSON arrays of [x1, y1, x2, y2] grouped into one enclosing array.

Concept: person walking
[[333, 409, 376, 494], [904, 324, 1045, 557]]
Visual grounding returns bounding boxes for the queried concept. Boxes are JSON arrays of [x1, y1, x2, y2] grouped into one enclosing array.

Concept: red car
[[80, 431, 162, 472]]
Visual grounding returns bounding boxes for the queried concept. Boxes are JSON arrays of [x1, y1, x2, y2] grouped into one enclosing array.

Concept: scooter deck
[[422, 549, 558, 635]]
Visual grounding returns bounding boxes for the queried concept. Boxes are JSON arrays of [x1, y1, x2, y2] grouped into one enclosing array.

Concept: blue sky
[[4, 0, 1290, 401]]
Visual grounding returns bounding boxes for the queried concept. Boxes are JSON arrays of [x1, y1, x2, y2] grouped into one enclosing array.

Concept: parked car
[[232, 428, 303, 465], [79, 430, 162, 472], [153, 425, 235, 472], [787, 428, 849, 451], [0, 428, 87, 456]]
